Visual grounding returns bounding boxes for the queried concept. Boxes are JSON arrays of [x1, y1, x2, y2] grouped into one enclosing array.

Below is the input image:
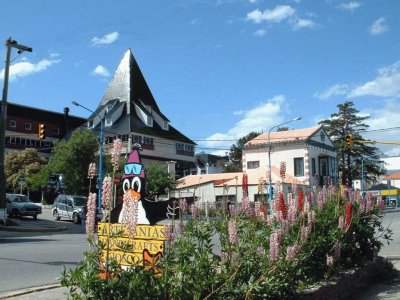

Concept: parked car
[[52, 194, 103, 224], [6, 193, 42, 220]]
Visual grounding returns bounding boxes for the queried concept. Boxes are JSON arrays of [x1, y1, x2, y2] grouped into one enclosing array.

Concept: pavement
[[0, 209, 400, 299]]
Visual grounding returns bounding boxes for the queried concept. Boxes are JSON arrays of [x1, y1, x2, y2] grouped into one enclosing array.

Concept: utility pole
[[0, 38, 32, 223]]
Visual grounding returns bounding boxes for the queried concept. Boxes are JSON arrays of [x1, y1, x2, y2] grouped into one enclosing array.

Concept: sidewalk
[[0, 285, 68, 300]]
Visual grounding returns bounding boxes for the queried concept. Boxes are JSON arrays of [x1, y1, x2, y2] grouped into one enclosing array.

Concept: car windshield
[[73, 197, 87, 206], [15, 196, 29, 203]]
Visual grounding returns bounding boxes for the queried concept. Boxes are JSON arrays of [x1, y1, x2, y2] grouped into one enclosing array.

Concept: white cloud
[[0, 57, 61, 82], [292, 18, 315, 30], [90, 32, 119, 46], [314, 84, 350, 100], [369, 17, 388, 36], [248, 0, 257, 3], [91, 65, 110, 77], [254, 29, 267, 37], [338, 2, 361, 11], [363, 99, 400, 155], [247, 5, 296, 24], [199, 95, 293, 154], [348, 61, 400, 98]]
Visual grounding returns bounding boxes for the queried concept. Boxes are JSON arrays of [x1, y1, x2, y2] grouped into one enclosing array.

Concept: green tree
[[145, 163, 176, 200], [224, 132, 260, 172], [318, 101, 383, 187], [45, 129, 99, 195], [5, 148, 47, 191]]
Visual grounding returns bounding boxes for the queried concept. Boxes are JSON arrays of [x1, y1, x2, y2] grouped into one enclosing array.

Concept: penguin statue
[[110, 144, 180, 225]]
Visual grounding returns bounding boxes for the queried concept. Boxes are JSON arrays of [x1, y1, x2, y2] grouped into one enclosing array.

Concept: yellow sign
[[381, 189, 398, 196], [98, 223, 167, 240], [98, 236, 164, 254], [97, 222, 167, 268]]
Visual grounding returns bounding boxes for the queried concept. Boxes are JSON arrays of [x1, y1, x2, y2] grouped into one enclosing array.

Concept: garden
[[61, 140, 394, 299]]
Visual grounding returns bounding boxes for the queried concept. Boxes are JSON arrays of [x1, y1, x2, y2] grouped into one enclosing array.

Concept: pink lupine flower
[[377, 196, 385, 211], [366, 197, 373, 213], [338, 216, 345, 229], [220, 252, 229, 263], [228, 220, 238, 245], [304, 197, 310, 214], [178, 221, 186, 234], [308, 211, 316, 227], [242, 173, 249, 197], [102, 176, 112, 209], [85, 192, 97, 238], [256, 247, 264, 256], [164, 224, 174, 242], [269, 231, 280, 261], [240, 196, 252, 216], [111, 138, 122, 172], [179, 198, 188, 214], [121, 191, 139, 237], [300, 226, 310, 241], [254, 201, 260, 217], [87, 162, 96, 179], [229, 203, 237, 216], [326, 256, 334, 267], [190, 204, 200, 220], [286, 243, 300, 262], [280, 162, 286, 180]]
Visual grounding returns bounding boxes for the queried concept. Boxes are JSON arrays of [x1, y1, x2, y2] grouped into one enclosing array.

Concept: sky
[[1, 0, 400, 156]]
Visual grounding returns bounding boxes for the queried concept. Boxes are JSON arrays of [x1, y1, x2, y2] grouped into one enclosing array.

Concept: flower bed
[[62, 183, 392, 299]]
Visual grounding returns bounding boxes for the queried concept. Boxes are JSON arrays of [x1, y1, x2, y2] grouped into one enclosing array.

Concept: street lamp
[[0, 38, 32, 222], [268, 117, 302, 202], [72, 101, 105, 208]]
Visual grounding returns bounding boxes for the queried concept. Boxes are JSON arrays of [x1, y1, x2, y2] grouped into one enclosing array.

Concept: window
[[133, 135, 142, 144], [25, 123, 32, 131], [294, 157, 304, 177], [10, 120, 16, 128], [247, 161, 260, 169], [143, 137, 153, 145]]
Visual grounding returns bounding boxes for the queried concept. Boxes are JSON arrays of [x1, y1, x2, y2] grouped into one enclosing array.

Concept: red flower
[[277, 192, 287, 219], [298, 189, 304, 212], [345, 201, 353, 228]]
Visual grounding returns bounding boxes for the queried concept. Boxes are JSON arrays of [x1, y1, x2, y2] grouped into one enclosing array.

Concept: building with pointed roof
[[86, 49, 196, 178]]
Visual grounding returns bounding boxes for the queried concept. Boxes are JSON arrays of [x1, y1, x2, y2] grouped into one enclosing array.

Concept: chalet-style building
[[5, 103, 86, 158], [85, 49, 196, 178]]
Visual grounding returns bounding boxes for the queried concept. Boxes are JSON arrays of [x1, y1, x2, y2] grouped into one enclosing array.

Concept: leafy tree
[[145, 163, 176, 200], [45, 129, 99, 195], [224, 132, 260, 172], [4, 148, 47, 191], [319, 101, 383, 187]]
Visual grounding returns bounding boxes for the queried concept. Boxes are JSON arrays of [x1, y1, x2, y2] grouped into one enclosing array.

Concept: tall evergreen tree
[[224, 132, 260, 172], [318, 101, 383, 187]]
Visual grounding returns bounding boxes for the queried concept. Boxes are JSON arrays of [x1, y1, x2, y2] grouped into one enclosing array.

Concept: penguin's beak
[[128, 189, 141, 201]]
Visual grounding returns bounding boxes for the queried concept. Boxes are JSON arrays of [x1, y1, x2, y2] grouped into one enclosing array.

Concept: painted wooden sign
[[98, 222, 166, 267]]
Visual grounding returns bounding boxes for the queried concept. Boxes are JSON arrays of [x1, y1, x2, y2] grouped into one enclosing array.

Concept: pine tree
[[318, 101, 383, 187], [224, 132, 260, 172]]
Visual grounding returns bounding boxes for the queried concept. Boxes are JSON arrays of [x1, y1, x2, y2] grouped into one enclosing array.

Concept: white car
[[6, 193, 42, 220]]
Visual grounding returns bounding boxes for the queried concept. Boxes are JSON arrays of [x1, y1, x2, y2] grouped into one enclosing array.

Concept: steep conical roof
[[99, 49, 167, 120]]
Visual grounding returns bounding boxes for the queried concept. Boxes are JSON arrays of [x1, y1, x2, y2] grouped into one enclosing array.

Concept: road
[[0, 209, 88, 293]]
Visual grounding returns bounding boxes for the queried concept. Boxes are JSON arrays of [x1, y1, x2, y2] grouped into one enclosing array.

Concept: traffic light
[[345, 134, 352, 147], [38, 123, 46, 140]]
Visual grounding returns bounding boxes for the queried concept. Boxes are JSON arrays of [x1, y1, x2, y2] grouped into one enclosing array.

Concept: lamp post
[[268, 117, 301, 202], [0, 38, 32, 222], [72, 101, 105, 208]]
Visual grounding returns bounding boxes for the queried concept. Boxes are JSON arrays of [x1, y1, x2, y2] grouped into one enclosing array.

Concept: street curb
[[0, 283, 62, 299], [0, 225, 67, 232]]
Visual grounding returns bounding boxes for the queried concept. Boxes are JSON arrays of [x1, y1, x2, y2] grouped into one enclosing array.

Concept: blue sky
[[1, 0, 400, 156]]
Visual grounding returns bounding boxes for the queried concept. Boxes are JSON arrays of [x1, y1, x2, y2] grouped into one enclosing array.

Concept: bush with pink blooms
[[62, 184, 393, 299]]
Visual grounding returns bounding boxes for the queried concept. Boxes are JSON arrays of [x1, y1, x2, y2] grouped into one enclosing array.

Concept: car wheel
[[73, 213, 81, 224], [33, 214, 37, 220], [53, 210, 60, 221]]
